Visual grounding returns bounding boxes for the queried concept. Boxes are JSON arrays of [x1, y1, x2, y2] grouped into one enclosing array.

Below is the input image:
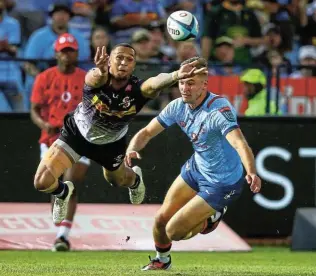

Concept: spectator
[[69, 0, 94, 40], [8, 0, 49, 44], [262, 0, 295, 51], [131, 29, 154, 62], [290, 45, 316, 78], [300, 0, 316, 47], [0, 0, 24, 111], [93, 0, 114, 32], [24, 4, 89, 62], [90, 26, 111, 60], [176, 41, 199, 62], [202, 0, 264, 65], [110, 0, 165, 44], [147, 20, 174, 61], [255, 23, 292, 69], [23, 3, 90, 110], [266, 49, 291, 77], [209, 36, 243, 76], [240, 68, 279, 116]]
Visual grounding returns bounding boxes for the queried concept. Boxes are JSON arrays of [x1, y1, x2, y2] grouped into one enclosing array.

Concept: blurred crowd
[[0, 0, 316, 113]]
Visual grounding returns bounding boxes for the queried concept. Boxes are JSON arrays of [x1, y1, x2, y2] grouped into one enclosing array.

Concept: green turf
[[0, 247, 315, 276]]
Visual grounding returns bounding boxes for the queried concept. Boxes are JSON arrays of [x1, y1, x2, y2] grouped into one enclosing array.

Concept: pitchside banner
[[208, 75, 316, 115], [0, 115, 316, 237], [0, 203, 250, 251]]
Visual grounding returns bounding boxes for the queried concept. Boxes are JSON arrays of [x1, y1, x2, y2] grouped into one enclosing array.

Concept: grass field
[[0, 247, 315, 276]]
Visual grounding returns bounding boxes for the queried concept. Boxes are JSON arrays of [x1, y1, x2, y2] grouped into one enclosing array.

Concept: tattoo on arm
[[141, 71, 179, 98], [85, 68, 108, 87]]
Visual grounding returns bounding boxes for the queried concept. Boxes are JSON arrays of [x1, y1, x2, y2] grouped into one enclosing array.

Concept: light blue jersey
[[157, 92, 243, 186]]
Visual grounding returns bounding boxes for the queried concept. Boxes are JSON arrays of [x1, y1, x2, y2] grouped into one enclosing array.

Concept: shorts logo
[[224, 190, 236, 200], [219, 107, 235, 122], [179, 121, 186, 128], [113, 154, 124, 167]]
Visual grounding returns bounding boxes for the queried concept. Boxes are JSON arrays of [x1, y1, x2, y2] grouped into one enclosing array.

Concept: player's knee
[[154, 212, 170, 229], [34, 166, 56, 191]]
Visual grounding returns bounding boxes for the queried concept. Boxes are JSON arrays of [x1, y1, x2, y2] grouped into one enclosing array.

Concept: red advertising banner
[[208, 76, 316, 115], [0, 203, 250, 251]]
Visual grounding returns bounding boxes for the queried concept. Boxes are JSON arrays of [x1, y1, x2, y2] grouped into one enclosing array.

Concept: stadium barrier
[[0, 114, 316, 238]]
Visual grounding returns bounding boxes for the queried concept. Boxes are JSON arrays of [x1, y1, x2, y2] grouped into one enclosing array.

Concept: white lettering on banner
[[255, 147, 294, 210], [0, 214, 153, 234]]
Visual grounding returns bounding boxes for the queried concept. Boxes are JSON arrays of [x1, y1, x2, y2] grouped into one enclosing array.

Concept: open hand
[[177, 59, 208, 80], [246, 174, 261, 193], [94, 46, 109, 75], [125, 150, 141, 167]]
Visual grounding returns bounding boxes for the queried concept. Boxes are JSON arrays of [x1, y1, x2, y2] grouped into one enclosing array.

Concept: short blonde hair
[[180, 56, 208, 69]]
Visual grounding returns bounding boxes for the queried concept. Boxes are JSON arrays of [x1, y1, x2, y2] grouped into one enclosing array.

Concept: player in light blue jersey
[[125, 56, 262, 271]]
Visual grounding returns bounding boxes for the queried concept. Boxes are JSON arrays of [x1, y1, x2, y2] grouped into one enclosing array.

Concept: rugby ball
[[167, 10, 199, 41]]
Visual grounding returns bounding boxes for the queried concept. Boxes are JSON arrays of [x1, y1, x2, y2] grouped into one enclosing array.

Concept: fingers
[[245, 175, 252, 184], [101, 46, 106, 57], [125, 155, 132, 167], [136, 152, 142, 160], [193, 67, 208, 75], [94, 46, 100, 63]]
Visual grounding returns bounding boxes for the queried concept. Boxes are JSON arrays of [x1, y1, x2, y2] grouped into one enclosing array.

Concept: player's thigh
[[166, 194, 215, 238], [156, 175, 197, 224], [63, 158, 90, 183], [35, 141, 74, 183]]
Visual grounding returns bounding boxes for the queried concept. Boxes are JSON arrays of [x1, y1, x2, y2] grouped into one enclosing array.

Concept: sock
[[52, 180, 69, 199], [155, 242, 172, 263], [129, 174, 140, 189], [56, 220, 72, 239]]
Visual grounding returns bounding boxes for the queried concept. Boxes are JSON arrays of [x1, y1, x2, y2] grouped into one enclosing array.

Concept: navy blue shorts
[[180, 157, 245, 211]]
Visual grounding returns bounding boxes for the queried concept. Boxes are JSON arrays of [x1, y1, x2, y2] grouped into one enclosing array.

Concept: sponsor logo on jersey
[[91, 95, 136, 118], [219, 106, 235, 122]]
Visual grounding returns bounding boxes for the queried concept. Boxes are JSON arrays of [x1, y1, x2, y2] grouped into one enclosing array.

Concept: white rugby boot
[[129, 166, 145, 204], [52, 181, 74, 224]]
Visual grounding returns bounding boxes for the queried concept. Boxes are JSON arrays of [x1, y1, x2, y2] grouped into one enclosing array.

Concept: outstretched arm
[[140, 60, 208, 99], [125, 118, 165, 166], [226, 128, 261, 193], [85, 46, 109, 87]]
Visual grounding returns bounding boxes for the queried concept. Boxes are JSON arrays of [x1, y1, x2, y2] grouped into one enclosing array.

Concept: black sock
[[52, 180, 69, 199], [130, 174, 140, 189]]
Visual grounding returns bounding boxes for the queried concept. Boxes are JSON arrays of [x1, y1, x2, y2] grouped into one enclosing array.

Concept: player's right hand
[[94, 46, 109, 75], [125, 151, 142, 167]]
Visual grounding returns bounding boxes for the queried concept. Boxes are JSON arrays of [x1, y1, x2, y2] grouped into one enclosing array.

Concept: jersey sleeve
[[31, 73, 45, 104], [156, 100, 177, 128], [210, 99, 239, 136]]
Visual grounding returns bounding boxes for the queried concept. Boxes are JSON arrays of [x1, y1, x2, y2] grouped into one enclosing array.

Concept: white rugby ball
[[167, 10, 199, 41]]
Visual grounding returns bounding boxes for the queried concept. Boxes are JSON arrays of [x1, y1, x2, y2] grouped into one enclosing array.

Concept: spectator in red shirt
[[30, 33, 89, 252]]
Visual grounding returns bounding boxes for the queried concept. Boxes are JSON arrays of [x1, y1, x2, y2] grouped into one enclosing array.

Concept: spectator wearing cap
[[24, 4, 89, 62], [290, 45, 316, 78], [0, 0, 24, 111], [209, 36, 243, 76], [131, 29, 154, 62], [202, 0, 264, 65], [240, 68, 279, 116], [23, 3, 90, 110], [110, 0, 166, 45]]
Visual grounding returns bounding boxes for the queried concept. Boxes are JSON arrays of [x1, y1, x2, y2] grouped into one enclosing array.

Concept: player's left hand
[[246, 174, 261, 193], [125, 150, 142, 167], [177, 59, 208, 80]]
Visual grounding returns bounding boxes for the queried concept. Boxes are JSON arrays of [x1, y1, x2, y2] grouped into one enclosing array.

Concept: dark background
[[1, 114, 316, 238]]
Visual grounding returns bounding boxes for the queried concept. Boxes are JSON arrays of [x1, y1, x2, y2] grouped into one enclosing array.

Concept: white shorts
[[40, 143, 91, 166]]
